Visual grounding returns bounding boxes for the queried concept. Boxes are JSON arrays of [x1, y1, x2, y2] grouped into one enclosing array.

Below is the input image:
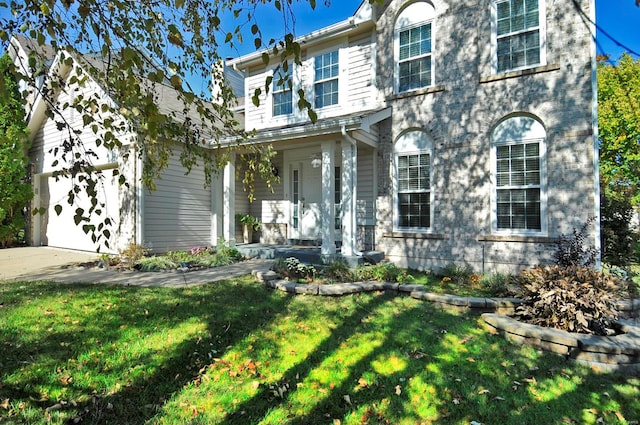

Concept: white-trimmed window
[[493, 0, 545, 73], [395, 2, 435, 93], [394, 131, 433, 230], [314, 50, 339, 108], [272, 65, 293, 116], [491, 115, 546, 232]]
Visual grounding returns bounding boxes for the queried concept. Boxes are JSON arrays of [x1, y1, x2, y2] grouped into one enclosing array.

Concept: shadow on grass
[[0, 278, 294, 424], [1, 281, 638, 424]]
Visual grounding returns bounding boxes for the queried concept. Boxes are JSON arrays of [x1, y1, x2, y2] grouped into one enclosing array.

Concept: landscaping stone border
[[253, 269, 640, 372], [482, 314, 640, 372]]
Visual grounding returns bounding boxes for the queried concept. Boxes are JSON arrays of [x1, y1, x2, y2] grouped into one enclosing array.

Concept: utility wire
[[571, 0, 640, 61]]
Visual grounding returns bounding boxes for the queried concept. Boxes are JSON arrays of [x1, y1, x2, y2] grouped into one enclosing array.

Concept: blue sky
[[1, 1, 638, 69], [225, 0, 640, 61]]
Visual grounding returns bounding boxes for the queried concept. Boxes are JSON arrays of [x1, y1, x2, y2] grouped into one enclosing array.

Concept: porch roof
[[221, 107, 391, 149]]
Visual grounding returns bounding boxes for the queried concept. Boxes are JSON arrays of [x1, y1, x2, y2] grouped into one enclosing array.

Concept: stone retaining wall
[[482, 314, 640, 372], [254, 270, 640, 372]]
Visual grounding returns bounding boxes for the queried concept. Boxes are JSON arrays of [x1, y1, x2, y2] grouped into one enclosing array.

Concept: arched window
[[394, 2, 436, 93], [491, 115, 546, 232], [394, 130, 433, 230]]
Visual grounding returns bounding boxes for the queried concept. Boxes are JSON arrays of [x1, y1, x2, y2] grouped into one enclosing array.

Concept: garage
[[36, 170, 120, 253]]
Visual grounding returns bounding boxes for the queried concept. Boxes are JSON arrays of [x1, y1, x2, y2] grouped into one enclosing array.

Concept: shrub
[[135, 256, 177, 272], [512, 265, 622, 335], [553, 217, 598, 267], [119, 243, 147, 268], [322, 260, 354, 283], [213, 245, 243, 265], [272, 257, 316, 282], [439, 263, 473, 285], [479, 273, 513, 297], [355, 262, 409, 283]]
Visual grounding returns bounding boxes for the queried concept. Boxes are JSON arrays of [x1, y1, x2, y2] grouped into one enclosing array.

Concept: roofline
[[226, 3, 374, 69], [217, 107, 391, 148]]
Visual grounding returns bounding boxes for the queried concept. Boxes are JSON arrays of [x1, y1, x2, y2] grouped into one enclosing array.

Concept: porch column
[[223, 153, 236, 246], [321, 141, 336, 256], [210, 170, 223, 247], [341, 139, 357, 257]]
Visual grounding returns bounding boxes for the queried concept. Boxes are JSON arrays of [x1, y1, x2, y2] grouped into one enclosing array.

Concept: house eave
[[217, 107, 391, 149], [226, 6, 374, 70]]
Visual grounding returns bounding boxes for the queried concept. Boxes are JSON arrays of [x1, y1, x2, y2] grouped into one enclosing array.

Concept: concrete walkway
[[0, 247, 273, 287]]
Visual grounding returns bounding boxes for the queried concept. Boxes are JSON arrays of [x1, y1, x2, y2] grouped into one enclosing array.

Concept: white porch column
[[341, 138, 357, 257], [210, 170, 223, 247], [321, 141, 336, 256], [223, 153, 236, 246]]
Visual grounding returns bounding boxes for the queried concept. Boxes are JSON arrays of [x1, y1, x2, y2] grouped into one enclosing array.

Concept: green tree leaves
[[0, 54, 33, 248], [597, 54, 640, 263], [598, 54, 640, 205]]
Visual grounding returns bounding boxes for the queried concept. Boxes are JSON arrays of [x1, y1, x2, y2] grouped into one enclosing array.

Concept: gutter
[[226, 18, 374, 69]]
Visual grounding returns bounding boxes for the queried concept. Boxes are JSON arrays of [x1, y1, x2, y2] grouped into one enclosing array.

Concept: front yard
[[1, 277, 638, 424]]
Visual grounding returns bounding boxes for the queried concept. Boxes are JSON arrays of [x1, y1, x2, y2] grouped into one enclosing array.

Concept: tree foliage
[[0, 0, 384, 248], [597, 54, 640, 205], [0, 54, 33, 248], [597, 54, 640, 264]]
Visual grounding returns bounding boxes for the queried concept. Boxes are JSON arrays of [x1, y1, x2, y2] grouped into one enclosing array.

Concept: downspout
[[136, 144, 144, 248], [341, 125, 360, 256], [589, 0, 601, 270]]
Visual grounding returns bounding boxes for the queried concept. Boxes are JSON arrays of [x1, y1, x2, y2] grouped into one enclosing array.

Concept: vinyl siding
[[347, 32, 375, 110], [357, 147, 375, 225], [143, 150, 211, 252]]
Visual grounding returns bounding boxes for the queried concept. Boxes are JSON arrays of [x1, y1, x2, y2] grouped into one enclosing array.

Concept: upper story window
[[272, 65, 293, 116], [491, 115, 546, 233], [494, 0, 545, 73], [394, 130, 434, 230], [395, 2, 436, 93], [314, 50, 339, 108]]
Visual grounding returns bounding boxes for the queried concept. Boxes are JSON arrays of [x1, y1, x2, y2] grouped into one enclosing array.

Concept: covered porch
[[212, 108, 391, 262]]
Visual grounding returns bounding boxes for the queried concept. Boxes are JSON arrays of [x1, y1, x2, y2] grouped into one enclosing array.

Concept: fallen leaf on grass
[[395, 385, 402, 395], [477, 389, 490, 395]]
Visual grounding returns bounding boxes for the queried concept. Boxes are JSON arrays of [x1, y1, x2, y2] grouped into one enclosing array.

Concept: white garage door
[[39, 171, 120, 253]]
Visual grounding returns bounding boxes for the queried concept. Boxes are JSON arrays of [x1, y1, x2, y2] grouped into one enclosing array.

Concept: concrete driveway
[[0, 246, 273, 287], [0, 247, 99, 281]]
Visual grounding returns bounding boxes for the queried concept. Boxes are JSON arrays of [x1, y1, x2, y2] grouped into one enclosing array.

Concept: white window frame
[[491, 0, 546, 74], [490, 115, 547, 234], [394, 2, 436, 94], [271, 64, 294, 117], [393, 130, 434, 232], [313, 49, 340, 109]]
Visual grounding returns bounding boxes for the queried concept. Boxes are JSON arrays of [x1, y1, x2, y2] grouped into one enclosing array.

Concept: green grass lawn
[[0, 277, 638, 424]]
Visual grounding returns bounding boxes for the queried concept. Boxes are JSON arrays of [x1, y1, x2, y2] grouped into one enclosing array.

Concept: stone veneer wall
[[371, 0, 598, 274]]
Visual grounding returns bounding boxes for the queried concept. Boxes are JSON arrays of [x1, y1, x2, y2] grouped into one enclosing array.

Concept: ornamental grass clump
[[513, 265, 622, 335]]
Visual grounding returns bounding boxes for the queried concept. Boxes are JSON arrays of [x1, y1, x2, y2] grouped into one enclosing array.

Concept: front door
[[290, 163, 322, 241]]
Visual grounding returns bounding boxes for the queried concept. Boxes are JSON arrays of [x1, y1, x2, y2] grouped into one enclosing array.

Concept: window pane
[[398, 23, 432, 91], [397, 154, 430, 229], [315, 79, 338, 108], [495, 140, 541, 230], [496, 0, 540, 72]]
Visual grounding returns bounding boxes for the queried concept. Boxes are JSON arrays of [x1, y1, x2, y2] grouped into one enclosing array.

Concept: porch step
[[236, 244, 386, 267], [236, 244, 323, 264]]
